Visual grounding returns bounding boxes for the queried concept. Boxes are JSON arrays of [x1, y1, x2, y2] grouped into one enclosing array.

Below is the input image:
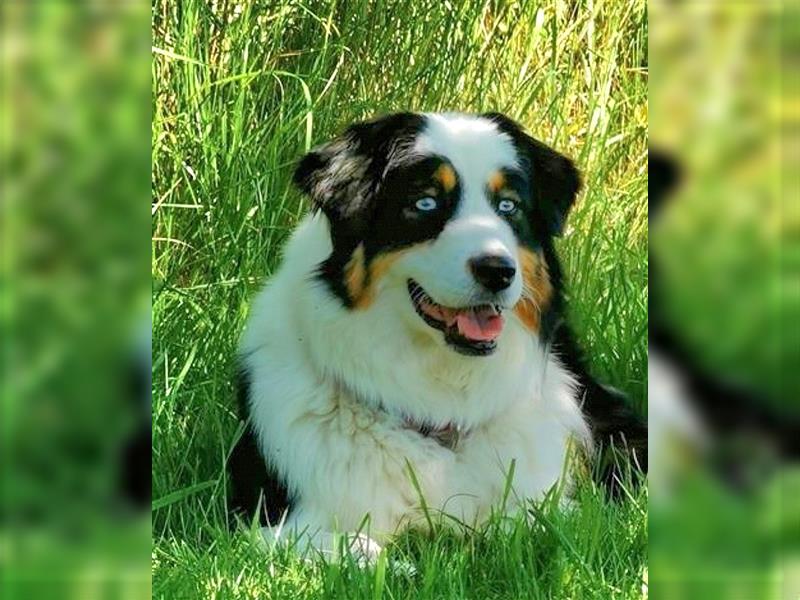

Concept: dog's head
[[294, 112, 580, 357]]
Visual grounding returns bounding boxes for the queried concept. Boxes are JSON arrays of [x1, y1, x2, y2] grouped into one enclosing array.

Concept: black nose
[[469, 254, 516, 293]]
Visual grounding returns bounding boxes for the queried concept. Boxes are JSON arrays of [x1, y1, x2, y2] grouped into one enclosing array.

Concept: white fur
[[239, 114, 591, 557], [404, 114, 523, 308]]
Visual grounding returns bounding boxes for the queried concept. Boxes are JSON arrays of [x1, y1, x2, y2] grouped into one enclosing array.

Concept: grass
[[151, 1, 648, 598]]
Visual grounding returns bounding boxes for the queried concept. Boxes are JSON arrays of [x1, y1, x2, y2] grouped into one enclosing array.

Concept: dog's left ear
[[483, 113, 581, 236]]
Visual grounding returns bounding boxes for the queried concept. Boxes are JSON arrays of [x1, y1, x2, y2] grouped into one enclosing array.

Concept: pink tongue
[[455, 308, 504, 342]]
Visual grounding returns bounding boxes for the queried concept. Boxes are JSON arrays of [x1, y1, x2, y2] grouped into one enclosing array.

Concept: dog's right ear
[[293, 112, 424, 241]]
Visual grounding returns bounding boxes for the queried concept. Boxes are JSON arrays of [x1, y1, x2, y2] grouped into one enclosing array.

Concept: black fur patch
[[552, 321, 648, 495], [486, 166, 540, 251], [227, 365, 291, 527], [294, 112, 427, 243]]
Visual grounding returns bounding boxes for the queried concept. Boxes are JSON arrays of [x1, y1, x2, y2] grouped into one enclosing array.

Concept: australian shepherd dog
[[229, 112, 646, 559]]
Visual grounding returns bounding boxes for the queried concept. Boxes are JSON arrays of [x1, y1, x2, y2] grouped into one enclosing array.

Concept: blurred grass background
[[649, 2, 798, 598], [2, 2, 151, 599], [152, 0, 648, 598], [650, 0, 795, 411]]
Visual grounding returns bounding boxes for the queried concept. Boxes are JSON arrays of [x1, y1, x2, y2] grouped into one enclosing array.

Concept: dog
[[229, 112, 646, 558]]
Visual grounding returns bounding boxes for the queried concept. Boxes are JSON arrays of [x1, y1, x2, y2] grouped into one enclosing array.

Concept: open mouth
[[407, 280, 505, 356]]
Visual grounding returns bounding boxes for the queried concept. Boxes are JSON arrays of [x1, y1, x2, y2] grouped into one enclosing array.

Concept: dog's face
[[294, 112, 580, 356]]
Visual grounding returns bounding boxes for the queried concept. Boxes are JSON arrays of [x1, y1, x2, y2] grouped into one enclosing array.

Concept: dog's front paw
[[260, 525, 383, 567]]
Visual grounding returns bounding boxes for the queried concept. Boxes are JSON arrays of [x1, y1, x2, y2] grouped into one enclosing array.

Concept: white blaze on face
[[400, 114, 523, 308]]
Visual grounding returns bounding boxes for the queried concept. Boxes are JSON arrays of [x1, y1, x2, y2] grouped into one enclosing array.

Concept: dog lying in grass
[[229, 112, 646, 560]]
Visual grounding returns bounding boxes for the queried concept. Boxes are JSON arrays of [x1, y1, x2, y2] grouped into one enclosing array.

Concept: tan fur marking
[[488, 171, 506, 193], [344, 245, 367, 305], [514, 248, 554, 333], [434, 164, 457, 192], [349, 249, 407, 309]]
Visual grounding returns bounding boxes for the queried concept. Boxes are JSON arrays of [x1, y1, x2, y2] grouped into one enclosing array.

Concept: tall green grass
[[152, 1, 647, 597]]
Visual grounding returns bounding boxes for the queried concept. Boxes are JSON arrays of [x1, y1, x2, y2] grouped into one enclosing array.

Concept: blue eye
[[415, 197, 438, 211], [497, 199, 517, 215]]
